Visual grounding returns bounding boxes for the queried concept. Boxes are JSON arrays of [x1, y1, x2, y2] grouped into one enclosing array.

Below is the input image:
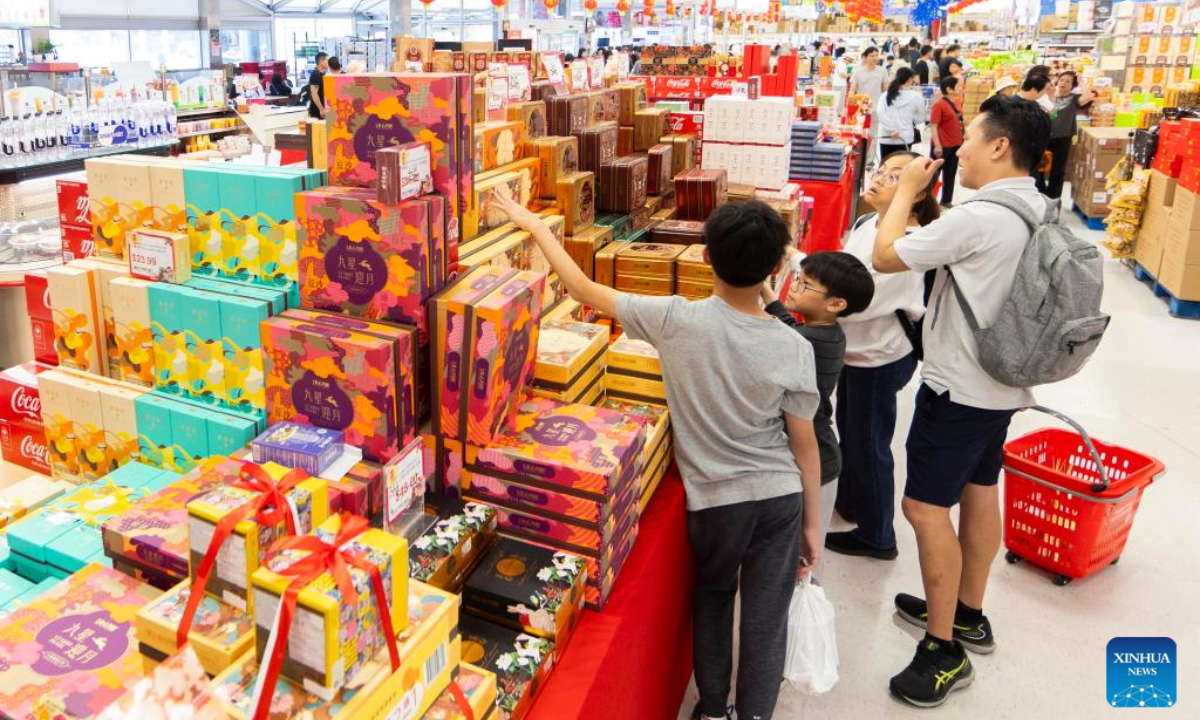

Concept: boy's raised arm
[[488, 193, 619, 318]]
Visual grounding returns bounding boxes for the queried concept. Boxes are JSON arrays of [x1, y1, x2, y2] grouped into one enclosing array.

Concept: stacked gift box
[[606, 335, 667, 408], [674, 244, 715, 300], [700, 96, 794, 190], [789, 121, 848, 182], [530, 320, 610, 404], [614, 243, 687, 296], [0, 362, 52, 475]]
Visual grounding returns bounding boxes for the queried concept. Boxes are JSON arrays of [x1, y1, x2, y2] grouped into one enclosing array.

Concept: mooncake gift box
[[607, 334, 663, 377], [421, 662, 497, 720], [109, 277, 157, 388], [260, 316, 403, 463], [563, 224, 613, 280], [463, 537, 586, 652], [646, 144, 674, 195], [606, 371, 667, 405], [506, 100, 547, 140], [467, 395, 646, 502], [577, 121, 619, 176], [600, 396, 672, 462], [556, 171, 595, 236], [614, 242, 685, 279], [532, 321, 609, 386], [250, 514, 408, 697], [474, 121, 526, 173], [614, 274, 673, 296], [615, 81, 648, 126], [634, 107, 671, 151], [409, 496, 498, 592], [210, 580, 459, 720], [97, 646, 225, 720], [592, 240, 625, 288], [0, 474, 72, 529], [296, 186, 441, 341], [252, 422, 344, 476], [101, 456, 248, 581], [48, 264, 104, 376], [650, 220, 705, 247], [460, 616, 552, 720], [376, 141, 434, 205], [662, 133, 698, 175], [136, 578, 255, 677], [546, 94, 588, 136], [0, 564, 159, 720], [598, 155, 650, 214], [479, 156, 542, 208], [186, 463, 329, 608], [529, 136, 578, 200], [469, 171, 525, 239], [675, 167, 728, 222]]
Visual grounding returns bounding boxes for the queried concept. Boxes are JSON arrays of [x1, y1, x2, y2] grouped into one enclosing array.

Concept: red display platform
[[797, 165, 857, 254], [528, 469, 694, 720]]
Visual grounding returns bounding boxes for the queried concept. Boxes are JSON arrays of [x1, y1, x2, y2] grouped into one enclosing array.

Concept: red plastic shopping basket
[[1002, 406, 1165, 586]]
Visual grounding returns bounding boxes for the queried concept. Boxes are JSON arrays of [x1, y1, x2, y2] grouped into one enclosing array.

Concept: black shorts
[[904, 384, 1016, 508]]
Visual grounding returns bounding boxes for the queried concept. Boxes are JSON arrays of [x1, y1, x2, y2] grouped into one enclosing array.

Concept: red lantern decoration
[[584, 0, 597, 9], [617, 0, 629, 10], [491, 0, 506, 6], [665, 2, 675, 15], [544, 0, 558, 9]]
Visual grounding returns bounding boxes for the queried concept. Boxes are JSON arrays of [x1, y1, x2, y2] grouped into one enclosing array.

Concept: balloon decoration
[[910, 0, 944, 26]]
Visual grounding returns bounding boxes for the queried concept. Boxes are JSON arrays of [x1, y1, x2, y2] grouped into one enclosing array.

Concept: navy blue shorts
[[904, 384, 1016, 508]]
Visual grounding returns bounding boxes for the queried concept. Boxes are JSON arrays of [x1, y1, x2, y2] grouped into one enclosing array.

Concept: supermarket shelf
[[0, 141, 177, 185], [176, 106, 234, 118], [176, 126, 245, 139]]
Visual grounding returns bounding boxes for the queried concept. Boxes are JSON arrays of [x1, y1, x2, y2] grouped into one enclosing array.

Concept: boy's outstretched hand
[[487, 192, 542, 233]]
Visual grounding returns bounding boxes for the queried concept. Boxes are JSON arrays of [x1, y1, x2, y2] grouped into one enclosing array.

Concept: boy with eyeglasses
[[761, 251, 875, 580]]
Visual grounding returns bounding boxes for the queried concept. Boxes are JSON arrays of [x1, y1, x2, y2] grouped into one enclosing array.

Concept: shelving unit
[[176, 126, 244, 140]]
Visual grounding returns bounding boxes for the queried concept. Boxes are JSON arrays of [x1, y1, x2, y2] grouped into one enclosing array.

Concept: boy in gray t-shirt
[[488, 194, 822, 720]]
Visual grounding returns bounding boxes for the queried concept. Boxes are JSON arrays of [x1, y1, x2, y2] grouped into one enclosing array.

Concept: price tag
[[508, 64, 532, 101], [571, 59, 589, 92], [541, 51, 567, 94], [589, 56, 605, 89], [384, 440, 425, 525], [127, 229, 190, 284]]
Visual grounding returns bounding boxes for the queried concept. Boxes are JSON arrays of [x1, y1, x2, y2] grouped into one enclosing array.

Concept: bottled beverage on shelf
[[0, 96, 178, 165]]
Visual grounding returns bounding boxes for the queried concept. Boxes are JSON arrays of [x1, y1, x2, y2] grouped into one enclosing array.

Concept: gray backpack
[[948, 190, 1110, 388]]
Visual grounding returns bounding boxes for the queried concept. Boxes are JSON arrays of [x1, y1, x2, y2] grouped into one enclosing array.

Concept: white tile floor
[[677, 181, 1200, 719]]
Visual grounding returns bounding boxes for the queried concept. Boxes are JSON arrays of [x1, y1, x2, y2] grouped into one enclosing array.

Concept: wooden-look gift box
[[556, 171, 596, 235], [646, 144, 674, 195], [528, 136, 579, 200], [598, 155, 649, 215], [634, 107, 671, 151], [577, 122, 620, 176], [548, 95, 589, 136]]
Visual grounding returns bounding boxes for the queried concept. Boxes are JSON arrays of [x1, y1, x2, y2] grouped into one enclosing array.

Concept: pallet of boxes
[[1070, 127, 1132, 224], [1133, 116, 1200, 310]]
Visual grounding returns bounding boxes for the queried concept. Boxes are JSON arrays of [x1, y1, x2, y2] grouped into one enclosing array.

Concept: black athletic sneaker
[[889, 637, 974, 707], [824, 531, 899, 560], [690, 702, 733, 720], [894, 593, 996, 654]]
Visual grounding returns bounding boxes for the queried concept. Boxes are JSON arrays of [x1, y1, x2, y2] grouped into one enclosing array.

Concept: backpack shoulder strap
[[851, 212, 878, 232], [963, 190, 1041, 231], [943, 265, 982, 332]]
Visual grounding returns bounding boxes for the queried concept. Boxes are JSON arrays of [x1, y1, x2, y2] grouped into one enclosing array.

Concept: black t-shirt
[[915, 58, 930, 85], [307, 69, 325, 116]]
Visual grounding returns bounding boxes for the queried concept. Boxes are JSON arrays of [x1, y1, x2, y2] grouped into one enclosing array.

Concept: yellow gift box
[[250, 514, 408, 698], [187, 463, 328, 609], [136, 578, 256, 677]]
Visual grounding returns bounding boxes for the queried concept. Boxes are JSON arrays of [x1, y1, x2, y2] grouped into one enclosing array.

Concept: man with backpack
[[870, 95, 1108, 707]]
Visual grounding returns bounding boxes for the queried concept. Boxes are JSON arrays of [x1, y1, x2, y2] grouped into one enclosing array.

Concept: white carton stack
[[700, 96, 795, 190]]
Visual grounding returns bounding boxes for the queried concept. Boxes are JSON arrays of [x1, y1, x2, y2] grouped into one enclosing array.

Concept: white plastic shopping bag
[[783, 576, 839, 695]]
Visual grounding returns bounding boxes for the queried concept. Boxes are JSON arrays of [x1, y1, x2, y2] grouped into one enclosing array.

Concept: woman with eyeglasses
[[876, 67, 927, 162], [827, 151, 940, 562]]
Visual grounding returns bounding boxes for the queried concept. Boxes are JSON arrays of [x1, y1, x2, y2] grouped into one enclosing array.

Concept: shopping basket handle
[[1025, 405, 1111, 493]]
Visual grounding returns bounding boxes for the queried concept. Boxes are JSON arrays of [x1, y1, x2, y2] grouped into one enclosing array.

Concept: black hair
[[703, 201, 790, 288], [564, 53, 575, 63], [886, 67, 916, 105], [328, 56, 342, 72], [877, 150, 942, 227], [908, 38, 920, 48], [1026, 64, 1051, 80], [947, 43, 960, 54], [940, 75, 960, 94], [315, 51, 328, 63], [933, 48, 943, 62], [977, 95, 1052, 173], [862, 46, 879, 59], [799, 252, 875, 317], [920, 44, 933, 56], [1021, 73, 1049, 92]]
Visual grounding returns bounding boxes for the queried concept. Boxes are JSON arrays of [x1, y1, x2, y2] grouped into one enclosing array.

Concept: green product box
[[203, 407, 258, 457], [148, 283, 188, 395], [180, 288, 225, 405], [169, 399, 209, 473], [217, 171, 261, 281], [0, 569, 32, 607], [184, 166, 224, 275], [136, 392, 176, 469], [218, 294, 269, 410]]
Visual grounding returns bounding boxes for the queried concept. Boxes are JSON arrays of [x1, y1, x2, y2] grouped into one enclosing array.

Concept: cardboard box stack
[[1071, 127, 1132, 219], [961, 78, 994, 124]]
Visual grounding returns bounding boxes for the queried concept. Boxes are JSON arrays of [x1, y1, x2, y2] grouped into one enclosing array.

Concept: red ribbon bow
[[249, 512, 402, 720], [176, 462, 309, 648]]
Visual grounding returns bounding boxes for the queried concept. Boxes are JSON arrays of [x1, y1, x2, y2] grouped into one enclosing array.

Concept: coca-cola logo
[[21, 434, 47, 463], [709, 78, 734, 91], [664, 79, 693, 89], [10, 386, 40, 421]]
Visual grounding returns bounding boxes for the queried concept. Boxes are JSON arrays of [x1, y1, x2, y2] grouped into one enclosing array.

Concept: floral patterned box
[[466, 395, 646, 503], [462, 536, 585, 654], [97, 646, 225, 720], [250, 514, 408, 696], [0, 563, 160, 720], [101, 455, 240, 582], [474, 121, 526, 173], [459, 614, 553, 720], [409, 495, 497, 593], [420, 662, 497, 720], [186, 467, 328, 609], [531, 320, 609, 388], [135, 578, 255, 677], [295, 186, 440, 343], [261, 316, 401, 463], [210, 580, 459, 720], [324, 73, 474, 275]]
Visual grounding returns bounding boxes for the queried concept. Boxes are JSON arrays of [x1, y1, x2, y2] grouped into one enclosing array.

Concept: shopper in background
[[226, 66, 243, 101], [871, 95, 1050, 707], [929, 75, 966, 206], [1016, 72, 1050, 104], [1037, 70, 1094, 199], [328, 56, 343, 74], [488, 194, 822, 720], [849, 46, 888, 109], [937, 44, 962, 80], [877, 67, 926, 161], [914, 45, 934, 85], [1025, 65, 1056, 111], [306, 52, 329, 119], [992, 76, 1019, 99], [268, 72, 292, 98], [828, 150, 939, 561], [906, 38, 921, 68], [760, 251, 874, 581]]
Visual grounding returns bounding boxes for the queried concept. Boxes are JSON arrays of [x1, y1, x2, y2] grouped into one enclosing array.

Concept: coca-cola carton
[[667, 111, 705, 136], [654, 76, 700, 99], [700, 77, 737, 96], [23, 273, 58, 367], [57, 176, 94, 261], [0, 362, 46, 427], [0, 419, 50, 475]]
